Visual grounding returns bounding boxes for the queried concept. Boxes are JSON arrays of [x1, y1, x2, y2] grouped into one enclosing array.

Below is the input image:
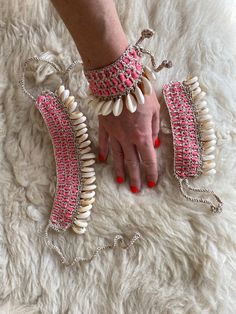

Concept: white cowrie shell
[[134, 85, 145, 104], [76, 128, 88, 137], [204, 169, 216, 175], [61, 89, 70, 102], [82, 159, 95, 167], [74, 220, 88, 228], [202, 154, 215, 161], [189, 81, 200, 91], [96, 100, 106, 115], [57, 85, 65, 97], [198, 114, 213, 122], [126, 93, 137, 113], [203, 140, 217, 149], [141, 76, 152, 95], [78, 133, 89, 143], [201, 121, 215, 129], [101, 100, 113, 116], [183, 76, 198, 85], [80, 140, 91, 148], [201, 133, 217, 141], [65, 96, 75, 107], [82, 171, 96, 178], [202, 161, 216, 170], [81, 153, 96, 160], [68, 102, 77, 113], [77, 211, 91, 219], [74, 122, 87, 131], [144, 66, 156, 81], [79, 204, 92, 212], [81, 191, 96, 198], [200, 128, 215, 135], [81, 197, 95, 206], [81, 167, 94, 172], [70, 111, 83, 119], [72, 225, 86, 234], [195, 91, 206, 102], [113, 98, 123, 116], [80, 146, 92, 154], [203, 146, 216, 154], [197, 100, 208, 110], [82, 184, 97, 191], [198, 107, 209, 115], [83, 176, 96, 184], [72, 116, 86, 125], [192, 87, 201, 97]]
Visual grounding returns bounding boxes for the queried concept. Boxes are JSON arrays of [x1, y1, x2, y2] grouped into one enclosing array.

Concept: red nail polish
[[154, 137, 160, 148], [98, 153, 105, 162], [147, 181, 156, 188], [130, 186, 139, 193], [116, 176, 124, 184]]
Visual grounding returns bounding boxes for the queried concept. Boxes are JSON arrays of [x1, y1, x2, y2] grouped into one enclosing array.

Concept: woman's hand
[[98, 89, 161, 193]]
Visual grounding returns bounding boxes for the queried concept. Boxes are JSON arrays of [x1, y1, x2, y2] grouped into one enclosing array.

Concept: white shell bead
[[78, 133, 88, 143], [74, 123, 87, 131], [203, 140, 217, 149], [80, 146, 92, 154], [189, 81, 200, 91], [204, 169, 216, 176], [184, 76, 198, 85], [82, 167, 94, 172], [134, 85, 145, 105], [201, 133, 216, 141], [202, 154, 215, 161], [126, 93, 137, 113], [195, 91, 206, 102], [61, 89, 70, 102], [77, 211, 91, 219], [81, 197, 95, 206], [82, 184, 97, 191], [198, 108, 209, 115], [76, 128, 88, 137], [197, 100, 208, 110], [79, 204, 92, 212], [141, 75, 152, 95], [198, 114, 213, 122], [80, 140, 91, 148], [192, 87, 201, 97], [72, 225, 86, 234], [68, 102, 77, 113], [201, 121, 215, 129], [74, 220, 88, 228], [96, 100, 106, 115], [82, 171, 96, 178], [113, 98, 123, 116], [73, 116, 87, 125], [65, 96, 75, 107], [202, 161, 216, 170], [57, 85, 65, 97], [144, 66, 156, 81], [70, 111, 83, 119], [200, 128, 215, 135], [82, 159, 95, 167], [81, 153, 96, 160], [101, 100, 113, 116], [81, 191, 96, 198], [83, 176, 96, 184], [203, 146, 216, 154]]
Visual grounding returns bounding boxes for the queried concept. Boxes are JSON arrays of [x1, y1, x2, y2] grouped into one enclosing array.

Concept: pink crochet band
[[162, 81, 202, 179], [36, 91, 82, 232], [84, 45, 143, 100]]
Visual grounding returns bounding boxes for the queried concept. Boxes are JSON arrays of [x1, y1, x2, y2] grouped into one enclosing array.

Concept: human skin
[[51, 0, 161, 193]]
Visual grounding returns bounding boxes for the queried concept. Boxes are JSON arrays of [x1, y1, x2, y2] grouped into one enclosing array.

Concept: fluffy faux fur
[[0, 0, 236, 313]]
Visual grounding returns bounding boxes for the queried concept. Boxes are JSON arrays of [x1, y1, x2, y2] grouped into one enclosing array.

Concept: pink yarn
[[162, 81, 202, 179], [36, 93, 81, 231]]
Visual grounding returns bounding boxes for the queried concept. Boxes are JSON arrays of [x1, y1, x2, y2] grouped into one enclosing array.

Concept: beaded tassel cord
[[20, 57, 141, 266], [162, 77, 223, 213]]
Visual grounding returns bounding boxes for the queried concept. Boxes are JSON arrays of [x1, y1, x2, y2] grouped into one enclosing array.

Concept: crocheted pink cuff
[[84, 45, 143, 99]]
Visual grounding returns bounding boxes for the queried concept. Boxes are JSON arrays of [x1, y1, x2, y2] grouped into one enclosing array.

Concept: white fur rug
[[1, 0, 236, 313]]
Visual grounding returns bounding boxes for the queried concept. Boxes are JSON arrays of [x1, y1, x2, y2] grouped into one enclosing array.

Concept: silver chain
[[43, 224, 141, 267]]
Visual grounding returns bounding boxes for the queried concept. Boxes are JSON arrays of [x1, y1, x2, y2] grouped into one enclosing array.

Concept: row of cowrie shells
[[56, 85, 96, 235], [87, 65, 156, 116], [183, 77, 216, 176]]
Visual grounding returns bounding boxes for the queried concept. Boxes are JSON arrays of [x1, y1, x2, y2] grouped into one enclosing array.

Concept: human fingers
[[152, 109, 161, 149], [110, 136, 125, 184], [98, 119, 109, 162]]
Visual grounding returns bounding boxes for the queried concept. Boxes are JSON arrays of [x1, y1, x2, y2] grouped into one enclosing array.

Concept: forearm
[[51, 0, 128, 70]]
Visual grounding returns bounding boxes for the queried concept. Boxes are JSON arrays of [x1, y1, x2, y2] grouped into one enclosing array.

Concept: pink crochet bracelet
[[85, 29, 172, 116], [162, 77, 223, 213], [20, 57, 141, 266]]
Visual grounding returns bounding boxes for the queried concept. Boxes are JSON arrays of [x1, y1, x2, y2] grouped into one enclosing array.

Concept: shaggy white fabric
[[0, 0, 236, 313]]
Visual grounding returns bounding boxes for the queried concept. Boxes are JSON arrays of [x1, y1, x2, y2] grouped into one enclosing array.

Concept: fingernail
[[98, 153, 105, 162], [116, 176, 124, 184], [147, 181, 156, 188], [154, 137, 160, 148], [130, 186, 139, 193]]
